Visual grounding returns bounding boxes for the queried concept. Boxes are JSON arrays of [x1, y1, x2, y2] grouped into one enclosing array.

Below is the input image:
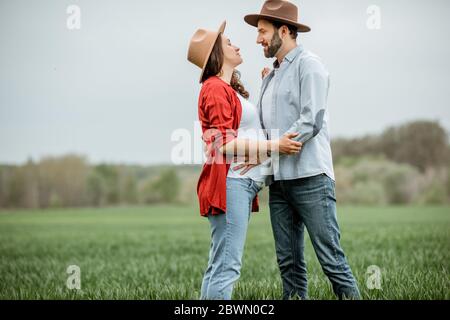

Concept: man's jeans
[[200, 177, 263, 300], [269, 173, 360, 299]]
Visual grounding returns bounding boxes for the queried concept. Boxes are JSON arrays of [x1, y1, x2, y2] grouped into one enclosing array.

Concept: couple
[[187, 0, 360, 300]]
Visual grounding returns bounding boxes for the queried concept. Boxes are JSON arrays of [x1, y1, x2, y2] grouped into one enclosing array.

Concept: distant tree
[[0, 166, 4, 207], [379, 121, 449, 171], [6, 168, 25, 207], [94, 164, 119, 205], [334, 157, 421, 205], [23, 158, 39, 208], [332, 121, 449, 172], [37, 155, 89, 207], [331, 135, 380, 164], [447, 164, 450, 200], [141, 179, 159, 204], [146, 169, 180, 203], [119, 169, 138, 204], [86, 171, 106, 206]]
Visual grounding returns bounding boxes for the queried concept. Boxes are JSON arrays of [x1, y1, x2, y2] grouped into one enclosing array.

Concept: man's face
[[257, 19, 283, 58]]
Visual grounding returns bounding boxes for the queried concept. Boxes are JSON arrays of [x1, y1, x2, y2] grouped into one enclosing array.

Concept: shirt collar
[[273, 43, 304, 68]]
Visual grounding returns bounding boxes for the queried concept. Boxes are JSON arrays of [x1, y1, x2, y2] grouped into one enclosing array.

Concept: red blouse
[[197, 76, 259, 217]]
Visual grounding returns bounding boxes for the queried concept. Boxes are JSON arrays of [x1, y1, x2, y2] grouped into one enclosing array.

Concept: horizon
[[1, 117, 447, 167]]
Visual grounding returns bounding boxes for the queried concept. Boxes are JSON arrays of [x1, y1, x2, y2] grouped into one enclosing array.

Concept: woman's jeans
[[269, 173, 360, 299], [200, 177, 263, 300]]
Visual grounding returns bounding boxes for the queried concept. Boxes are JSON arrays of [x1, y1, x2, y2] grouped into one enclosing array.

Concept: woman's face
[[221, 35, 242, 68]]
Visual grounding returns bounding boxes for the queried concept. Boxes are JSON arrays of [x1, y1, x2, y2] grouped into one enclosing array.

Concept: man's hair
[[270, 20, 298, 40]]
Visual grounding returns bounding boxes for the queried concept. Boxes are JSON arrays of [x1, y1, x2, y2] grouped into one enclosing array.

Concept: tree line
[[0, 158, 182, 209], [0, 120, 449, 209]]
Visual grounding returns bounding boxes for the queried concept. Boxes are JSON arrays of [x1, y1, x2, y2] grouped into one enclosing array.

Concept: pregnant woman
[[187, 21, 301, 300]]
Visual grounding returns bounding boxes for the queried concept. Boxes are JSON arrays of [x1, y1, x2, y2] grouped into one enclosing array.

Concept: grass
[[0, 205, 449, 299]]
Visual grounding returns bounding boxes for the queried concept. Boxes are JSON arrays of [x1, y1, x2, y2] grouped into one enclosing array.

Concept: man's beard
[[265, 31, 282, 58]]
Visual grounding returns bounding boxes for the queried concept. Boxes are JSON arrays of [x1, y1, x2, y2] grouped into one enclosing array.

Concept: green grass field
[[0, 205, 449, 300]]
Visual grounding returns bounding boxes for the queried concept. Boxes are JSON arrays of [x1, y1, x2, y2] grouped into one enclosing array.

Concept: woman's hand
[[203, 141, 212, 159], [261, 67, 271, 79], [233, 163, 259, 175], [232, 152, 263, 175]]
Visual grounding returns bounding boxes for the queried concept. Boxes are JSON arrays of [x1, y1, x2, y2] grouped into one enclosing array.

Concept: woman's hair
[[201, 35, 249, 99]]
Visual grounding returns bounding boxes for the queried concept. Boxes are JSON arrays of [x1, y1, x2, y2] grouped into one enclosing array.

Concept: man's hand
[[275, 133, 303, 155]]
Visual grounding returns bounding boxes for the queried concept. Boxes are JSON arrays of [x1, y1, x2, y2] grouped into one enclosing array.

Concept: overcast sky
[[1, 0, 449, 165]]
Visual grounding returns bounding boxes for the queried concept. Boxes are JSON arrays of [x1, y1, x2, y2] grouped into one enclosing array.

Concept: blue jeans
[[200, 177, 263, 300], [269, 173, 360, 299]]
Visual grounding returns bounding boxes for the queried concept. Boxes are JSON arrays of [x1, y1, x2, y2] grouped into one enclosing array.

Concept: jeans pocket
[[254, 180, 264, 192], [324, 176, 337, 202]]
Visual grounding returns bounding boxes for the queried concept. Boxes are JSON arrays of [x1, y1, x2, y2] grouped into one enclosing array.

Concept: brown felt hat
[[187, 21, 226, 83], [244, 0, 311, 33]]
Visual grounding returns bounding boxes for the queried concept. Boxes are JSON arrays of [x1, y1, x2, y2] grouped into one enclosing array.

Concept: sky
[[0, 0, 449, 165]]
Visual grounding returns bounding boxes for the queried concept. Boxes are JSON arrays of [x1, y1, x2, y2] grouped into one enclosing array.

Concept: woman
[[187, 21, 301, 300]]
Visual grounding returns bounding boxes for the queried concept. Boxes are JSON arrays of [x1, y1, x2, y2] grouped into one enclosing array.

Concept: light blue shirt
[[258, 44, 335, 182], [261, 68, 275, 131]]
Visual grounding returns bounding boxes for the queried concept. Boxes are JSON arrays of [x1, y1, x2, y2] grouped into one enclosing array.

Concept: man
[[244, 0, 361, 299]]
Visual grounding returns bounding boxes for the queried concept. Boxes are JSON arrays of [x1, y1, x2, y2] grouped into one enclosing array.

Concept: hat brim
[[199, 21, 226, 83], [244, 14, 310, 32]]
